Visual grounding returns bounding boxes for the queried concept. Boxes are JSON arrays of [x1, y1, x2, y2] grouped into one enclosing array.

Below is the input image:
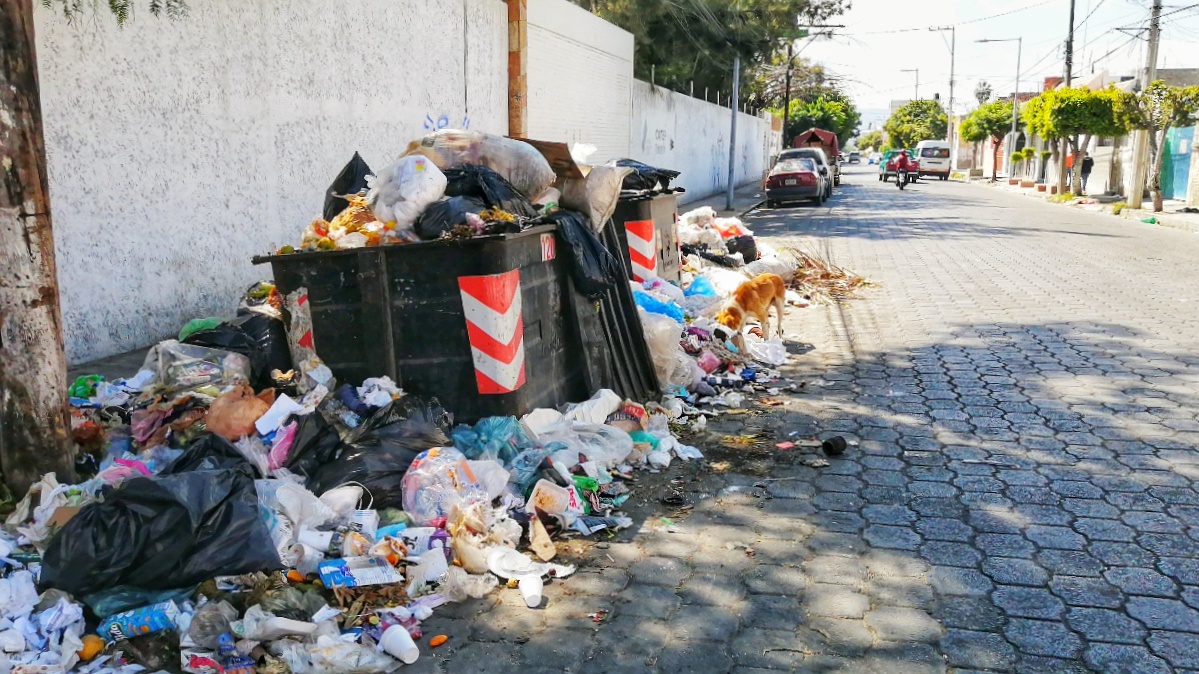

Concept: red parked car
[[765, 157, 827, 207]]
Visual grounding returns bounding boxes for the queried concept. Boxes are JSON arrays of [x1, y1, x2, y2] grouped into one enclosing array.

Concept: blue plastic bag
[[633, 291, 685, 323], [451, 416, 534, 465], [684, 276, 717, 297]]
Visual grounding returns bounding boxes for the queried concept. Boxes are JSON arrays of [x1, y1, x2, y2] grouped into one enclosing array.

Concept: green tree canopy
[[858, 129, 885, 151], [779, 92, 861, 145], [883, 100, 948, 149], [960, 100, 1014, 180], [579, 0, 848, 105]]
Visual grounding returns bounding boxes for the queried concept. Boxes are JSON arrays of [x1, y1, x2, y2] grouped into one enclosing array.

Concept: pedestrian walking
[[1065, 152, 1075, 184], [1081, 155, 1094, 193]]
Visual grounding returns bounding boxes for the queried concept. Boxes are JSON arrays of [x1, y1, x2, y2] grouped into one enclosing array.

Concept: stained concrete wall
[[526, 0, 634, 163], [36, 0, 509, 364], [630, 81, 777, 205]]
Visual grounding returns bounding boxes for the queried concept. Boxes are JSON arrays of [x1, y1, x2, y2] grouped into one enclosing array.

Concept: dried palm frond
[[778, 248, 873, 304]]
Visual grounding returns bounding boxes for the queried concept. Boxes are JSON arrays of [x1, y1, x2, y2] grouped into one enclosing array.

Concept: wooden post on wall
[[507, 0, 527, 138]]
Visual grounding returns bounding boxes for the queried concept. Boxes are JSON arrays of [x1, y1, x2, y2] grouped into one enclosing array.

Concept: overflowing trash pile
[[2, 274, 705, 672]]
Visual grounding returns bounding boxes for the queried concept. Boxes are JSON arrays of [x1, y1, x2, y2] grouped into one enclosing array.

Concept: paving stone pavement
[[414, 165, 1199, 673]]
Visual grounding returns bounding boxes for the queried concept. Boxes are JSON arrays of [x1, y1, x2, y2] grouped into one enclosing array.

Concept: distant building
[[889, 99, 911, 115]]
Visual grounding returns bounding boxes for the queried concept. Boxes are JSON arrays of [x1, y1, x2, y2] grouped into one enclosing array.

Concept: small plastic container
[[518, 576, 544, 608]]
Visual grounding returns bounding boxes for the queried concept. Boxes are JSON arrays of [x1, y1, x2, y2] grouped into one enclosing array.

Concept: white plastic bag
[[562, 389, 622, 425], [747, 337, 788, 366], [366, 155, 448, 233], [637, 308, 684, 385]]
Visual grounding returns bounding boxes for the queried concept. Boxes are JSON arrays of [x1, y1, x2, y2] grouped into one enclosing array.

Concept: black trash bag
[[416, 196, 487, 240], [611, 158, 680, 191], [182, 312, 291, 390], [546, 210, 622, 298], [40, 466, 283, 596], [443, 164, 538, 219], [283, 412, 343, 480], [726, 234, 758, 263], [307, 398, 452, 509], [161, 434, 253, 476], [323, 152, 373, 222]]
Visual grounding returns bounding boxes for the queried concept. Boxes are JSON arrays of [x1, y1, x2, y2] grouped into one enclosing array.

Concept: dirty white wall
[[36, 0, 509, 364], [526, 0, 633, 163], [630, 81, 775, 205]]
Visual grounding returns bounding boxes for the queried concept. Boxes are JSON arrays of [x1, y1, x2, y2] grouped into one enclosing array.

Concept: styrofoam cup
[[519, 575, 544, 608], [381, 625, 419, 664]]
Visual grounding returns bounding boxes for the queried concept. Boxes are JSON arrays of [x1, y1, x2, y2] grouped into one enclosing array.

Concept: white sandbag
[[366, 155, 447, 232], [561, 165, 633, 233]]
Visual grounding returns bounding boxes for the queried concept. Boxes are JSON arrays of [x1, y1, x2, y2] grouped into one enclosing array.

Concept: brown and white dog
[[714, 273, 787, 350]]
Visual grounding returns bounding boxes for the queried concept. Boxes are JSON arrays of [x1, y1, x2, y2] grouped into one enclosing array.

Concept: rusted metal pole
[[1, 0, 75, 494]]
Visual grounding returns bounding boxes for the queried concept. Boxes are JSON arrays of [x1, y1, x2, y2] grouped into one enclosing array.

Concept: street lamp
[[900, 68, 920, 100], [976, 37, 1023, 167]]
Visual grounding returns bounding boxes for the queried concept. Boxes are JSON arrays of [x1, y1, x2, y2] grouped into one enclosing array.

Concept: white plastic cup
[[296, 529, 334, 551], [381, 625, 419, 664], [518, 575, 544, 608]]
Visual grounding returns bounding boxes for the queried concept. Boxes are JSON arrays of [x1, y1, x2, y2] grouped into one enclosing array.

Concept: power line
[[845, 0, 1065, 35]]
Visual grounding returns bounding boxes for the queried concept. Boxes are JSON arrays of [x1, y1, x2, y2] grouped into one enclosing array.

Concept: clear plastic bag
[[439, 566, 498, 603], [188, 600, 238, 649], [404, 130, 555, 199], [401, 448, 489, 525], [141, 340, 251, 394], [637, 308, 684, 386], [365, 155, 448, 233]]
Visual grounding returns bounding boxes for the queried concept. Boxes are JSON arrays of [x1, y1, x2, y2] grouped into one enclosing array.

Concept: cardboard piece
[[519, 139, 586, 181], [48, 506, 81, 528]]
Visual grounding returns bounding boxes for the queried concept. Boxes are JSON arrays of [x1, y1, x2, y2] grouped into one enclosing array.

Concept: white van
[[915, 140, 952, 180]]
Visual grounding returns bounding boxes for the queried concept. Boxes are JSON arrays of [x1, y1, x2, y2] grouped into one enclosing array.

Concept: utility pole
[[901, 69, 920, 100], [727, 56, 740, 211], [782, 43, 793, 143], [1064, 0, 1076, 85], [931, 26, 956, 160], [1129, 0, 1163, 209]]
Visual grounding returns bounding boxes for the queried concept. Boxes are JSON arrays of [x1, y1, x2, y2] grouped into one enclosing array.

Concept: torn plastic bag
[[324, 152, 373, 222], [415, 195, 487, 240], [143, 340, 252, 394], [365, 155, 447, 233], [182, 312, 292, 390], [161, 434, 254, 475], [40, 465, 283, 595], [443, 164, 538, 218], [545, 210, 622, 298], [402, 447, 489, 526], [308, 399, 452, 510], [610, 158, 680, 191]]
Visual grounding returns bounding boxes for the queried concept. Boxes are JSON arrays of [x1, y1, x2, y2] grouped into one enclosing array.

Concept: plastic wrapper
[[439, 566, 499, 603], [406, 130, 554, 199], [451, 416, 534, 464], [507, 445, 555, 494], [637, 308, 684, 386], [443, 164, 538, 218], [206, 385, 273, 441], [142, 340, 251, 394], [183, 312, 293, 391], [401, 447, 489, 525], [188, 600, 238, 649], [560, 165, 633, 233], [633, 289, 685, 323], [324, 152, 373, 222], [545, 210, 622, 298], [40, 466, 283, 595], [285, 288, 335, 394], [415, 195, 486, 240], [610, 158, 680, 191], [365, 155, 448, 233]]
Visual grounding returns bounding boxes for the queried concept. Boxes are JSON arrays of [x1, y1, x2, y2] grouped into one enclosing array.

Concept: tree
[[883, 100, 948, 150], [960, 100, 1013, 181], [975, 81, 993, 106], [1022, 86, 1125, 195], [745, 53, 839, 111], [2, 0, 178, 495], [858, 130, 885, 152], [779, 92, 861, 145], [579, 0, 848, 106], [1117, 80, 1199, 212], [1021, 146, 1037, 179]]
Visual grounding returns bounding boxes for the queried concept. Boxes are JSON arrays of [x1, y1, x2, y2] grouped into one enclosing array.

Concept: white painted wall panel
[[526, 0, 633, 163], [630, 81, 775, 204], [36, 0, 509, 364]]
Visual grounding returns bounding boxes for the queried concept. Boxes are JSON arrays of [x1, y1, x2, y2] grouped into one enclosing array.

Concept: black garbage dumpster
[[610, 193, 681, 284], [254, 226, 589, 423]]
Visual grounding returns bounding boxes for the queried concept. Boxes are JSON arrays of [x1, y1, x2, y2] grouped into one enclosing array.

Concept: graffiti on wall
[[424, 113, 471, 131]]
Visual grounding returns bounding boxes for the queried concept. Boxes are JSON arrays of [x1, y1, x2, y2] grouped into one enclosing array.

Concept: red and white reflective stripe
[[625, 219, 657, 282], [458, 270, 526, 394]]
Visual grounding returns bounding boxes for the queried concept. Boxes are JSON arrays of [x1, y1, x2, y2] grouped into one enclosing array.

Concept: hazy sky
[[800, 0, 1199, 128]]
